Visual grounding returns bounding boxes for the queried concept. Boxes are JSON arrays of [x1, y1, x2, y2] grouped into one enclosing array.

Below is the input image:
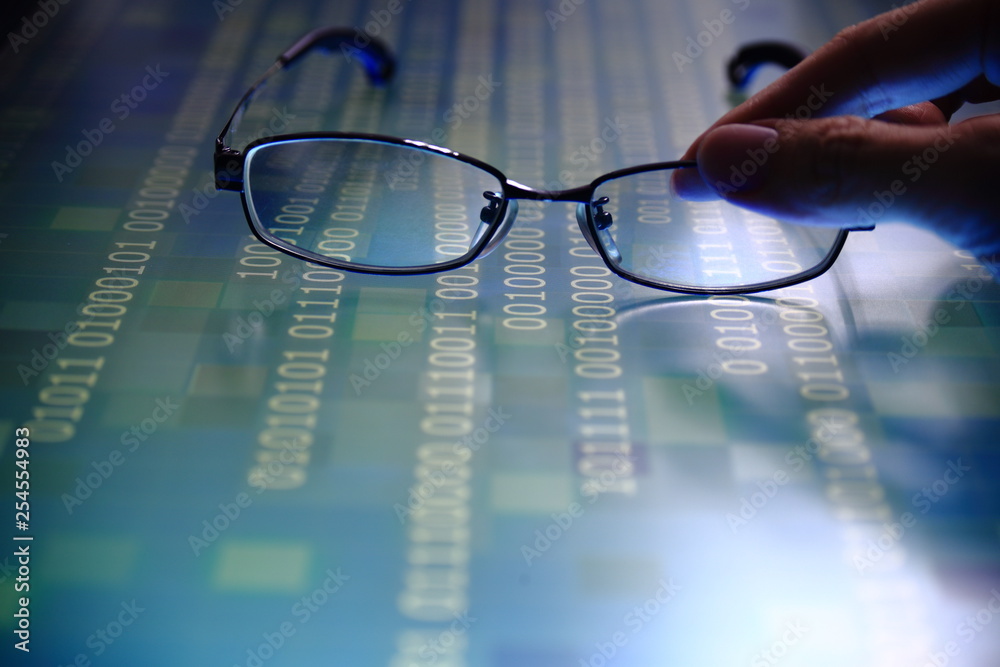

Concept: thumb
[[676, 116, 1000, 258]]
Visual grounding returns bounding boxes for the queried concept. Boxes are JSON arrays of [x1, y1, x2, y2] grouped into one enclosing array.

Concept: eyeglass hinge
[[214, 147, 244, 192]]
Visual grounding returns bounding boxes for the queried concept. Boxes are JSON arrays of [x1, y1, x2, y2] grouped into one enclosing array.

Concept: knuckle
[[826, 24, 889, 115], [786, 116, 872, 209], [828, 24, 864, 54]]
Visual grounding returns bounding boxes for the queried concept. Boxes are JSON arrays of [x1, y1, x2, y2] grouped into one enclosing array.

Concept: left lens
[[590, 166, 846, 292], [243, 138, 505, 271]]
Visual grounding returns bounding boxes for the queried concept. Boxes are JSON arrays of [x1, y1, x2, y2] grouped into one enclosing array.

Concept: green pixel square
[[493, 375, 568, 406], [0, 421, 9, 458], [868, 381, 1000, 417], [76, 166, 140, 189], [188, 364, 268, 397], [149, 281, 223, 308], [100, 393, 176, 428], [51, 206, 120, 231], [177, 397, 259, 427], [644, 376, 726, 446], [579, 557, 664, 597], [357, 287, 427, 314], [41, 534, 140, 585], [353, 314, 419, 341], [0, 300, 76, 330], [213, 540, 311, 593], [139, 307, 211, 334], [490, 472, 573, 513]]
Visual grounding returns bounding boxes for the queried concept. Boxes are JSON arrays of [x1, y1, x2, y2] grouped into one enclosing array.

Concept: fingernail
[[698, 124, 779, 195], [670, 166, 717, 201]]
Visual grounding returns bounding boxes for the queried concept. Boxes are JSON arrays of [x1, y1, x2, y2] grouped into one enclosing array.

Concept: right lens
[[243, 138, 506, 271], [590, 166, 846, 292]]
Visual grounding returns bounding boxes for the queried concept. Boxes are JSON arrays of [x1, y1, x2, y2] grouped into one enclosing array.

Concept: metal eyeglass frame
[[215, 27, 861, 295]]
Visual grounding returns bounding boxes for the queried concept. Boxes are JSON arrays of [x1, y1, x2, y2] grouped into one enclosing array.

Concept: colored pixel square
[[188, 364, 268, 397], [40, 534, 140, 585], [643, 377, 726, 446], [357, 287, 427, 314], [578, 557, 664, 597], [51, 206, 120, 231], [867, 381, 1000, 418], [0, 300, 77, 330], [491, 472, 573, 513], [353, 314, 419, 341], [149, 281, 223, 308], [213, 540, 311, 593]]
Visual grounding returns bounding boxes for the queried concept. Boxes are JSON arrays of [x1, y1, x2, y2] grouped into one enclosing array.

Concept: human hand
[[672, 0, 1000, 273]]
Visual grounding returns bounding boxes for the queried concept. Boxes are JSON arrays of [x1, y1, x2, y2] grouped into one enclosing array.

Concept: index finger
[[681, 0, 998, 159]]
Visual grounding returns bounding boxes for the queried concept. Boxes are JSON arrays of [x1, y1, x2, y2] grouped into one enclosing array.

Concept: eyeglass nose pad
[[472, 192, 519, 258], [576, 199, 622, 264], [575, 203, 601, 254]]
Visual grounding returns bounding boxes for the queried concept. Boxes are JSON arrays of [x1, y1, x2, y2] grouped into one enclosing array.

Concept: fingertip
[[669, 166, 718, 201], [696, 124, 780, 195], [875, 102, 949, 126]]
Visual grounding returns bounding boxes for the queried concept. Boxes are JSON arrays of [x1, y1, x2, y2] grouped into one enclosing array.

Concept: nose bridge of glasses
[[501, 179, 622, 262], [503, 180, 592, 204]]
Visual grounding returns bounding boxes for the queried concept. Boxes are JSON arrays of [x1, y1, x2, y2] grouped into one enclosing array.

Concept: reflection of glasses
[[216, 28, 863, 295]]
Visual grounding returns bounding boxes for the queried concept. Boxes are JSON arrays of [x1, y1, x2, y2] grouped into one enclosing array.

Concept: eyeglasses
[[216, 28, 866, 295]]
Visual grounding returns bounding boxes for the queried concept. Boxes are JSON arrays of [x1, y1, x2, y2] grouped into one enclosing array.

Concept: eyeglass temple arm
[[215, 27, 396, 191], [280, 26, 395, 79], [726, 41, 807, 96]]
